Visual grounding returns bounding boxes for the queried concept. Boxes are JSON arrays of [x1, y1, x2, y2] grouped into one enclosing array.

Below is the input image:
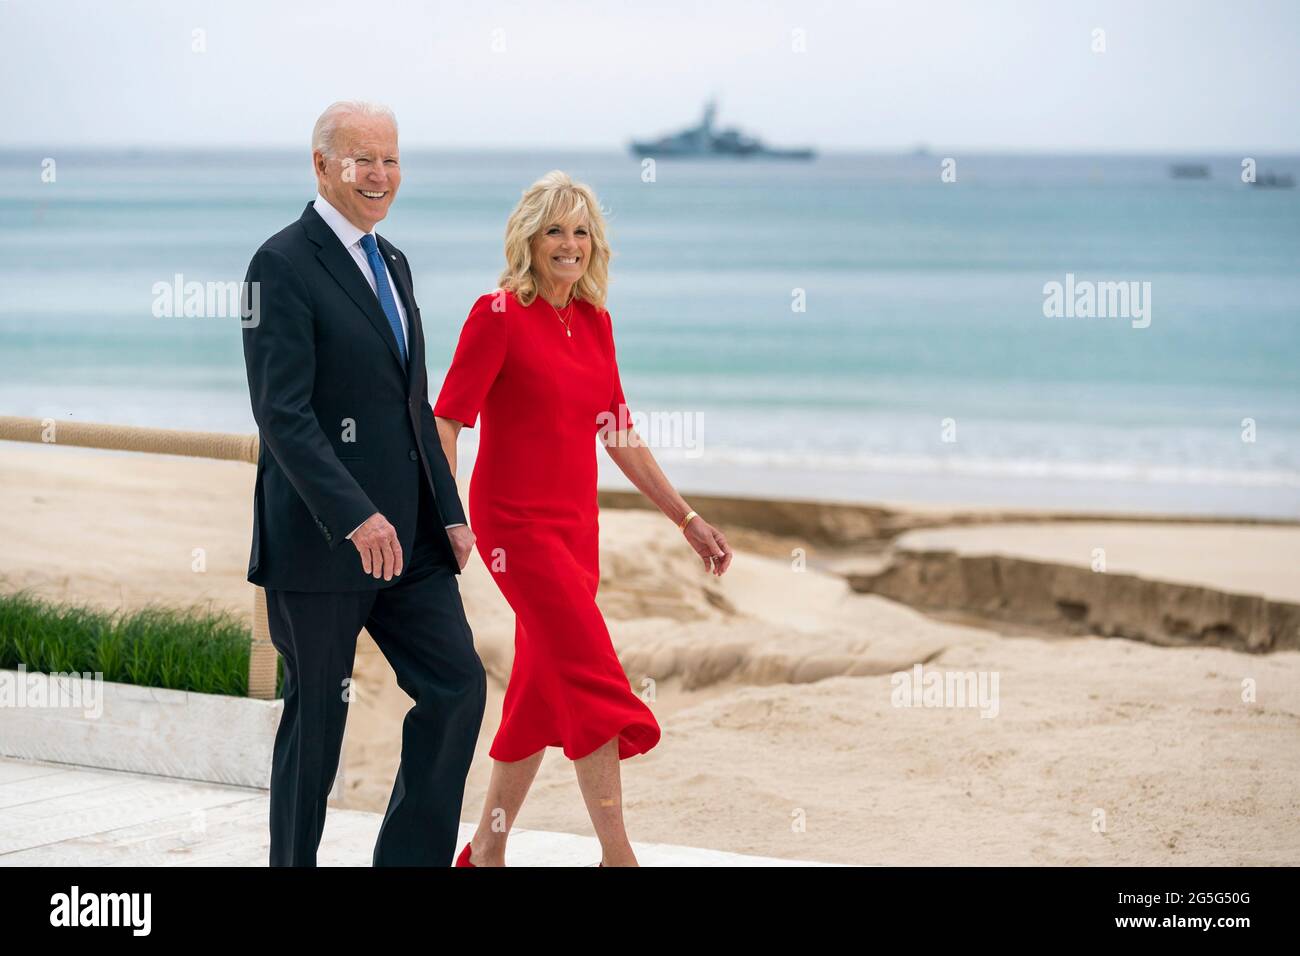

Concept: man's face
[[314, 115, 401, 232]]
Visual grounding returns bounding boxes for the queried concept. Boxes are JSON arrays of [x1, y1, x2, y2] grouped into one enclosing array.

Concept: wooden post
[[250, 587, 278, 700]]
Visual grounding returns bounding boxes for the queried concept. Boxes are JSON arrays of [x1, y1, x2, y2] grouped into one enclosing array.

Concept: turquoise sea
[[1, 149, 1298, 517]]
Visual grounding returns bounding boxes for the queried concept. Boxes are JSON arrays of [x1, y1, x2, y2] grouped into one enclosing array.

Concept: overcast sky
[[3, 0, 1297, 152]]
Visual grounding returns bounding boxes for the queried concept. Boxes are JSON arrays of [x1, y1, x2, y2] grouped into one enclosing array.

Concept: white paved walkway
[[0, 757, 834, 866]]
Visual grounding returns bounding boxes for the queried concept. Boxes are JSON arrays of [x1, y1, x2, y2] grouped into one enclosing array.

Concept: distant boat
[[1250, 172, 1295, 189], [1169, 163, 1210, 179], [629, 101, 815, 160]]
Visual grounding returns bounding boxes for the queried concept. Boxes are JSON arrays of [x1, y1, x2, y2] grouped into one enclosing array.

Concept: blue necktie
[[359, 233, 407, 367]]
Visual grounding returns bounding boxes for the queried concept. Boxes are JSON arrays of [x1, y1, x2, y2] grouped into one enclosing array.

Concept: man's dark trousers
[[264, 473, 485, 866]]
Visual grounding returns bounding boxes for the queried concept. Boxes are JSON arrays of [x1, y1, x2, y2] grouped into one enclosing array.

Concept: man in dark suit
[[240, 100, 484, 866]]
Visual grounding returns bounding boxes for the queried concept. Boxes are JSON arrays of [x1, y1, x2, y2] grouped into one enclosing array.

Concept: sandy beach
[[2, 442, 1298, 865]]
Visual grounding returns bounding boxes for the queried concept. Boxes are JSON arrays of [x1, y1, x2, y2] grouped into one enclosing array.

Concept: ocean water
[[1, 149, 1298, 518]]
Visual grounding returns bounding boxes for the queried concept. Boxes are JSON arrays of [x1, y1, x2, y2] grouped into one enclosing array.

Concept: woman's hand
[[447, 524, 476, 571], [683, 517, 732, 576]]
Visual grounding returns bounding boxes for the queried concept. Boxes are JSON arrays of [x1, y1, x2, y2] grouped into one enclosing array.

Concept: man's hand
[[351, 512, 403, 580], [448, 525, 476, 571]]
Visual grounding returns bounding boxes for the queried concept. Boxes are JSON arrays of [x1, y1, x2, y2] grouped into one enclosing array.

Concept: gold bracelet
[[678, 509, 699, 531]]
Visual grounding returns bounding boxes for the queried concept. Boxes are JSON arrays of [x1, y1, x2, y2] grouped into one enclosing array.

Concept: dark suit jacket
[[240, 201, 466, 592]]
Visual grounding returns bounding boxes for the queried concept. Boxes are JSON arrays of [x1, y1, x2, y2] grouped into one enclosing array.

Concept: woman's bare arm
[[435, 414, 463, 477], [431, 411, 475, 567], [602, 427, 732, 576]]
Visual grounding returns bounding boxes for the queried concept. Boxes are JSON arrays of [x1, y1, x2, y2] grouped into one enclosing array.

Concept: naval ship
[[629, 101, 815, 160]]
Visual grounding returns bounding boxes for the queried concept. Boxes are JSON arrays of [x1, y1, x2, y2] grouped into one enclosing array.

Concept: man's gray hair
[[311, 100, 398, 157]]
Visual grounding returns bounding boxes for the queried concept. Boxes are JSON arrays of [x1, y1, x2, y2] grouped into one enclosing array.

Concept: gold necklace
[[545, 294, 575, 337]]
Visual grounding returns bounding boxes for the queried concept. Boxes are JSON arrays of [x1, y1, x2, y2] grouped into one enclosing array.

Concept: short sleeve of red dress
[[598, 307, 633, 437], [434, 292, 508, 428]]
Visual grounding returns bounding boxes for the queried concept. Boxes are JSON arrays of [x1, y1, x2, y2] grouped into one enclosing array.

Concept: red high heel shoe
[[455, 842, 476, 867]]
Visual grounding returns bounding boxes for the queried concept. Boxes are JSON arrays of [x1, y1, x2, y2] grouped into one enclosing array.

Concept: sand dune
[[2, 444, 1298, 864], [895, 522, 1300, 603]]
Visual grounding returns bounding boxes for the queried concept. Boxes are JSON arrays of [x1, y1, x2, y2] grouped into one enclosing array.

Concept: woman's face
[[531, 216, 591, 295]]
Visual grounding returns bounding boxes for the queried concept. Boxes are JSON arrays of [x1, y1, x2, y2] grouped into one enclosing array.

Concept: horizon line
[[3, 145, 1300, 158]]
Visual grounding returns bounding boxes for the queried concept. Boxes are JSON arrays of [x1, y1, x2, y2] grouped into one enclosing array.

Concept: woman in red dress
[[434, 171, 733, 867]]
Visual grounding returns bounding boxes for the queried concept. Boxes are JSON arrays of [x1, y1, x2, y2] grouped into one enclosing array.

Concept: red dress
[[434, 289, 661, 762]]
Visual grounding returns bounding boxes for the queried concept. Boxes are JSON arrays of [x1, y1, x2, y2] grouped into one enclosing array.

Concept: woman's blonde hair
[[499, 170, 611, 309]]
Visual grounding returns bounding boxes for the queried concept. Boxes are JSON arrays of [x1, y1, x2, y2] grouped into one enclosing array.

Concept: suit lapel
[[299, 203, 408, 374], [378, 235, 416, 318]]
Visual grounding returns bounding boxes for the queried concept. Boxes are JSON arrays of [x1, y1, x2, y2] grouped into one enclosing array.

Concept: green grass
[[0, 591, 282, 698]]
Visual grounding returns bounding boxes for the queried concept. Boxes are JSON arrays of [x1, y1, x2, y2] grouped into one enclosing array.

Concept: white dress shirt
[[312, 192, 409, 353], [311, 193, 464, 539]]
